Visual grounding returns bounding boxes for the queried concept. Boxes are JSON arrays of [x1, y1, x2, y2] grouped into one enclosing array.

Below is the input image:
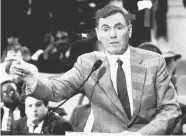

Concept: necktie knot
[[117, 59, 123, 66]]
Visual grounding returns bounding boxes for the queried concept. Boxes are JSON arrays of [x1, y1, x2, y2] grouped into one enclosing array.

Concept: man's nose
[[110, 29, 117, 38], [32, 106, 37, 112]]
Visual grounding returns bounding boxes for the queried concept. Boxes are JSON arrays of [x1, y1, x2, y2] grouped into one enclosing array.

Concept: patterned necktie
[[7, 111, 13, 131], [117, 59, 131, 120], [7, 110, 13, 131]]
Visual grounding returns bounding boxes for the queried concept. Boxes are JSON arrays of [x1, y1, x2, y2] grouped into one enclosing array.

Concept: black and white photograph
[[1, 0, 186, 135]]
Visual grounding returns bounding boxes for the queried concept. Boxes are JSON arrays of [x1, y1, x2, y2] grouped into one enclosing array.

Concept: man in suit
[[34, 29, 75, 73], [10, 5, 181, 135], [1, 80, 22, 130], [11, 96, 73, 134]]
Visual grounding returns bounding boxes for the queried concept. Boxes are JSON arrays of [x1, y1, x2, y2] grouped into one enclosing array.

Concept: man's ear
[[128, 24, 132, 38], [95, 28, 100, 41]]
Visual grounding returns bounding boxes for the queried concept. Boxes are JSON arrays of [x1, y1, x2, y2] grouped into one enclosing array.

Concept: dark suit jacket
[[11, 112, 73, 135], [69, 104, 91, 132], [29, 47, 181, 135]]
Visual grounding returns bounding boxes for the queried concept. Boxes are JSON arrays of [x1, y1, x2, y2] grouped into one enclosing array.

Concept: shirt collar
[[27, 119, 44, 128], [106, 46, 130, 67]]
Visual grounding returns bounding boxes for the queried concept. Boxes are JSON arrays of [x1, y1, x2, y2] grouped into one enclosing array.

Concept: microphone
[[92, 59, 102, 71], [49, 59, 102, 115]]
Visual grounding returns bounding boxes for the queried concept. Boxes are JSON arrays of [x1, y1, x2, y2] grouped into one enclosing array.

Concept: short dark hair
[[25, 96, 49, 107], [1, 80, 15, 85], [95, 5, 129, 27], [1, 80, 16, 90]]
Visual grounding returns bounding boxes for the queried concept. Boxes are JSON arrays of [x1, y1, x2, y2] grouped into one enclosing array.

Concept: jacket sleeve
[[29, 56, 85, 102], [139, 56, 181, 135]]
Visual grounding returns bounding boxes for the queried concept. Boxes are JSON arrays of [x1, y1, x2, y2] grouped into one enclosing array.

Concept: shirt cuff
[[25, 79, 37, 95]]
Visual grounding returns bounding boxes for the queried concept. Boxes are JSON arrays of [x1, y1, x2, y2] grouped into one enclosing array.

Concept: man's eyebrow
[[114, 23, 124, 27], [36, 101, 43, 104], [101, 24, 110, 28]]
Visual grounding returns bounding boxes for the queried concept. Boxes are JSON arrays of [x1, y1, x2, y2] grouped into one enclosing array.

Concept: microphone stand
[[50, 70, 94, 114], [48, 60, 102, 123]]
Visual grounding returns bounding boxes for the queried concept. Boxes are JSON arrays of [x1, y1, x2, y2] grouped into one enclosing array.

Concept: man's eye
[[36, 104, 42, 107], [116, 26, 123, 30], [36, 102, 43, 107], [102, 28, 110, 32]]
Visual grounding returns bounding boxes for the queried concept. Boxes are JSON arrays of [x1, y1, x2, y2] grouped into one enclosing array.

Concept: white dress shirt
[[27, 120, 44, 134], [106, 47, 133, 115], [1, 105, 21, 131], [1, 106, 11, 131], [83, 47, 134, 132]]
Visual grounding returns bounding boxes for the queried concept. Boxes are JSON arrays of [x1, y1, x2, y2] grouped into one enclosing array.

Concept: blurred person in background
[[11, 96, 73, 134], [1, 44, 27, 119], [1, 80, 22, 131], [1, 44, 23, 84], [33, 29, 76, 73], [138, 42, 181, 90]]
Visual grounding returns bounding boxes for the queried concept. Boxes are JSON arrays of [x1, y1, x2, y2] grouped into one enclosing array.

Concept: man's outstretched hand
[[10, 59, 38, 87]]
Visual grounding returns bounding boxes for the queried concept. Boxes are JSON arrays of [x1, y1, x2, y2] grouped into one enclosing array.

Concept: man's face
[[1, 82, 18, 104], [25, 97, 48, 123], [55, 31, 70, 52], [96, 13, 132, 55], [6, 50, 22, 59]]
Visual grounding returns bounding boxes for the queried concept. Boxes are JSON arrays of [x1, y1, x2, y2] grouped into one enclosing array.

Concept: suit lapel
[[95, 48, 146, 123], [96, 54, 128, 121], [42, 113, 55, 134], [128, 47, 147, 125]]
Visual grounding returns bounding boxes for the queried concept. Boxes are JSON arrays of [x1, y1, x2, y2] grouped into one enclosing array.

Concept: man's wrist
[[25, 79, 37, 95]]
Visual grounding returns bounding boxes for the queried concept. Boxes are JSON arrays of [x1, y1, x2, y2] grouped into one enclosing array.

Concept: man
[[10, 5, 181, 135], [11, 96, 73, 134], [1, 44, 26, 118], [1, 44, 23, 84], [34, 29, 74, 73], [1, 80, 22, 131], [34, 29, 95, 73]]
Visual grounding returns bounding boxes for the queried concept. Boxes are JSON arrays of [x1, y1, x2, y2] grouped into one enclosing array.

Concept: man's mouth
[[110, 42, 119, 44], [32, 114, 38, 117]]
